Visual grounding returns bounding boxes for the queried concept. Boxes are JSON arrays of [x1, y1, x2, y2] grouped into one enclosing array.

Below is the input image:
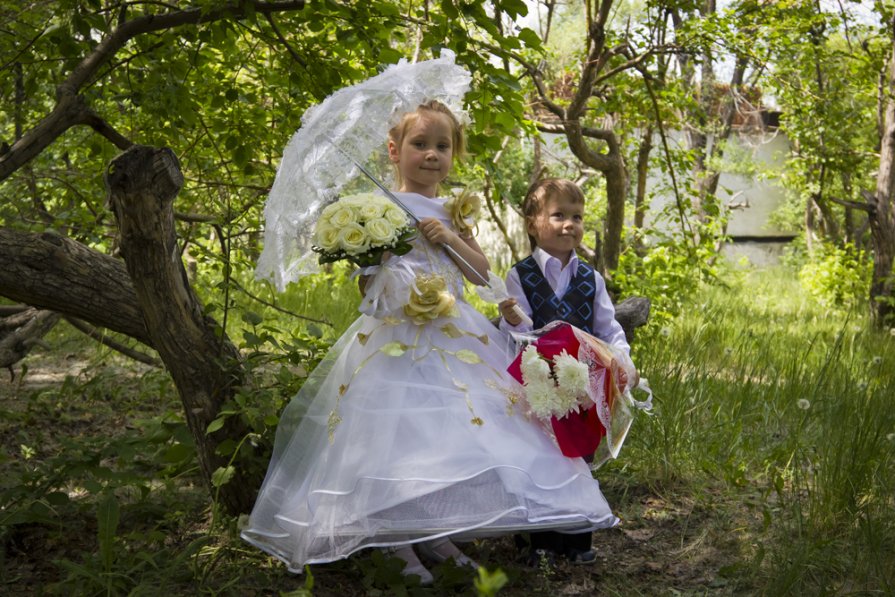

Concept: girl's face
[[527, 194, 584, 265], [388, 111, 454, 197]]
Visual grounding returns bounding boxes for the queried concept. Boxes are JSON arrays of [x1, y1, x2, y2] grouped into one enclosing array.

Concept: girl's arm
[[417, 217, 490, 285]]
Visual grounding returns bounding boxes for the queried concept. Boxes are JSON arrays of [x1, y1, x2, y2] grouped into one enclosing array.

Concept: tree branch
[[63, 316, 161, 367], [0, 227, 153, 345], [830, 193, 874, 213], [534, 122, 615, 170], [81, 108, 134, 150], [61, 1, 306, 95], [0, 1, 306, 182], [0, 308, 60, 373]]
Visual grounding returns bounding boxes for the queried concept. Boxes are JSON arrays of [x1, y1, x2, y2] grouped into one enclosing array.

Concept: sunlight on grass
[[621, 267, 895, 593]]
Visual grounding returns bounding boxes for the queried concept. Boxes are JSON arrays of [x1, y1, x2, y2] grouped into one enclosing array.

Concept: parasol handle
[[346, 156, 421, 225]]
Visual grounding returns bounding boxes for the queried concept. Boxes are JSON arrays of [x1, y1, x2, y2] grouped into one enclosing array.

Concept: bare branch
[[231, 278, 333, 327], [81, 109, 134, 150], [534, 122, 616, 170], [64, 316, 162, 367], [830, 194, 873, 213]]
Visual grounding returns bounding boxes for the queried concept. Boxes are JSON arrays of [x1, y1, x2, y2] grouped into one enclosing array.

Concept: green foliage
[[280, 566, 314, 597], [795, 242, 872, 310], [748, 3, 882, 246], [614, 220, 723, 326], [474, 566, 509, 596]]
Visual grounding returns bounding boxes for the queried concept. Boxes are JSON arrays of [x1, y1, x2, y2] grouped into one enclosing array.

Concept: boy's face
[[527, 193, 584, 265]]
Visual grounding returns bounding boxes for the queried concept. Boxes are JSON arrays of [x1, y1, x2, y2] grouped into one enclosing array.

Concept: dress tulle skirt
[[241, 194, 616, 571], [241, 305, 617, 570]]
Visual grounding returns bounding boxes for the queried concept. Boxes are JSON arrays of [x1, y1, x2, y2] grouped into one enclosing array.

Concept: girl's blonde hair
[[388, 100, 465, 190], [521, 178, 586, 250]]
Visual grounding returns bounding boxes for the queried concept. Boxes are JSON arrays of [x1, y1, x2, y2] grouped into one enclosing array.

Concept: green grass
[[616, 267, 895, 594], [2, 266, 893, 595]]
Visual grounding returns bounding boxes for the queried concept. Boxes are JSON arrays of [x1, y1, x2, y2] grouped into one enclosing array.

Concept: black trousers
[[526, 455, 596, 554], [529, 529, 592, 554]]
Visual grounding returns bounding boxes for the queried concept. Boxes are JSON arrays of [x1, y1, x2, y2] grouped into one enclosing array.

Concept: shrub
[[797, 243, 871, 310]]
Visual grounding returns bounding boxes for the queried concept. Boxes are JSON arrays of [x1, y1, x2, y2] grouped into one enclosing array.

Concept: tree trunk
[[105, 145, 260, 514], [563, 121, 627, 274], [603, 156, 627, 272], [634, 126, 653, 232], [870, 20, 895, 327]]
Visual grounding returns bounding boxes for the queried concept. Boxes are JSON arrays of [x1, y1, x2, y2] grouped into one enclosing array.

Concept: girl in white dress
[[241, 100, 617, 584]]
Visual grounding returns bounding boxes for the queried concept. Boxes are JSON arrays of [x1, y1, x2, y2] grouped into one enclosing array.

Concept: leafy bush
[[614, 233, 721, 327], [796, 243, 871, 310]]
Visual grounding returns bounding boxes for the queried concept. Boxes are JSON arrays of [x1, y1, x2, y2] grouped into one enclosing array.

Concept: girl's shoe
[[417, 538, 479, 570], [382, 546, 434, 585]]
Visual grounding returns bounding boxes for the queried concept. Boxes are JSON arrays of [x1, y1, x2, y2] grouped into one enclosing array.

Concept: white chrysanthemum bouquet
[[519, 345, 592, 419], [312, 193, 417, 268], [508, 321, 647, 467]]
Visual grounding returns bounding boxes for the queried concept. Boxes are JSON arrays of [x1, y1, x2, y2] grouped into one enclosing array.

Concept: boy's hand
[[499, 298, 523, 326], [617, 368, 640, 392]]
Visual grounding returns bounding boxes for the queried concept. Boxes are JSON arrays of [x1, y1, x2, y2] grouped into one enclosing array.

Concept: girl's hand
[[418, 217, 458, 246], [417, 216, 490, 285], [499, 298, 523, 326]]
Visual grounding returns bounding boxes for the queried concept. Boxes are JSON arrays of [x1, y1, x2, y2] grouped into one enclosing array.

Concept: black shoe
[[526, 548, 557, 569], [565, 548, 596, 565]]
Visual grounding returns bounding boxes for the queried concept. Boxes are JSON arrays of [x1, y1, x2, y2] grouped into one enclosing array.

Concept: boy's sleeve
[[499, 267, 534, 333], [592, 271, 631, 355]]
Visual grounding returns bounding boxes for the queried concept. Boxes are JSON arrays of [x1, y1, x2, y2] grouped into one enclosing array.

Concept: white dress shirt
[[500, 247, 630, 355]]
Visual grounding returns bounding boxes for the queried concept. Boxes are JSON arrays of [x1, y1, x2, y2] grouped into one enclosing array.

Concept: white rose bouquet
[[312, 193, 417, 268]]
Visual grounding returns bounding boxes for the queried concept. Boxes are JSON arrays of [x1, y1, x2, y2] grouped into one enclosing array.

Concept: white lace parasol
[[255, 49, 472, 291]]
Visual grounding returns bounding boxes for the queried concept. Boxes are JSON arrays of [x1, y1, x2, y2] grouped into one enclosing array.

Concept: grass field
[[1, 266, 893, 595]]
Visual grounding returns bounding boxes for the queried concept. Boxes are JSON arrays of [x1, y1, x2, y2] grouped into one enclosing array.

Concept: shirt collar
[[532, 246, 578, 273]]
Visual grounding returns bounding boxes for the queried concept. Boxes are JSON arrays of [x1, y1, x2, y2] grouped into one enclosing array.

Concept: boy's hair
[[521, 178, 586, 250], [388, 100, 465, 190]]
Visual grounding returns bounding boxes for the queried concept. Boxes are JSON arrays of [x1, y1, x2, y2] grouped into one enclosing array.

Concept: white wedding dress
[[241, 192, 617, 571]]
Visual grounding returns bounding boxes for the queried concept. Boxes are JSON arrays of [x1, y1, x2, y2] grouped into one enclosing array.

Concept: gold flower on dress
[[443, 190, 481, 237], [404, 274, 457, 325]]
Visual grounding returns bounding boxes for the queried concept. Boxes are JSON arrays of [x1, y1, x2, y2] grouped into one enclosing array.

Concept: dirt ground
[[1, 354, 760, 596]]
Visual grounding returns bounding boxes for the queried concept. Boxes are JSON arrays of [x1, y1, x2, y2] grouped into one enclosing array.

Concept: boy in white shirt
[[499, 178, 636, 565]]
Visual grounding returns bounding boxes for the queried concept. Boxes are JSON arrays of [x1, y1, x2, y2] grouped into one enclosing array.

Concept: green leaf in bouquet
[[351, 251, 385, 268]]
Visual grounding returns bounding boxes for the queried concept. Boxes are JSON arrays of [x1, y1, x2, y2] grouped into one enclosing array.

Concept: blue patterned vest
[[515, 255, 596, 334]]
